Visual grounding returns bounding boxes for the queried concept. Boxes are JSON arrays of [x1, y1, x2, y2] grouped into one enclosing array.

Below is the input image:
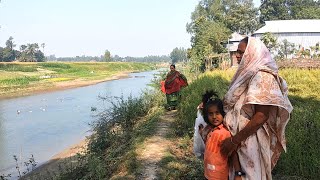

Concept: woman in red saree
[[163, 64, 188, 110]]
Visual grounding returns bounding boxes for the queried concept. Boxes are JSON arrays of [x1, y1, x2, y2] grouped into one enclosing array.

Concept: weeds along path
[[137, 110, 177, 180]]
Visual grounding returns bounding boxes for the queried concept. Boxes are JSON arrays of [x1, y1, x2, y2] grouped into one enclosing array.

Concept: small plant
[[13, 155, 21, 178], [0, 174, 11, 180], [12, 154, 38, 178]]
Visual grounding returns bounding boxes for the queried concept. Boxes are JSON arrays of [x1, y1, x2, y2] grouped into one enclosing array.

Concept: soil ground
[[136, 110, 177, 179]]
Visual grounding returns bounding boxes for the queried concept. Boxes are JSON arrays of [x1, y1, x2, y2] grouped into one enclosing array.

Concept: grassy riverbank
[[0, 62, 155, 99]]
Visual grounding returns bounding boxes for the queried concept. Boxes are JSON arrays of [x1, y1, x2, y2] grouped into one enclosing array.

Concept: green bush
[[79, 89, 163, 179]]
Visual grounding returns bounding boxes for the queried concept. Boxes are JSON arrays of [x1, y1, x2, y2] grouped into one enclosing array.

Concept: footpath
[[136, 110, 177, 179]]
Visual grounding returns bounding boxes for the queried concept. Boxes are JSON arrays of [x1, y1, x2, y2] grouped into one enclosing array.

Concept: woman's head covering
[[224, 37, 293, 168], [224, 37, 291, 111], [226, 37, 278, 105]]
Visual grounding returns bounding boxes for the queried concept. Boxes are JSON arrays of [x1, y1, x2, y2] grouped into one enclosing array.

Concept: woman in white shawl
[[220, 37, 293, 180]]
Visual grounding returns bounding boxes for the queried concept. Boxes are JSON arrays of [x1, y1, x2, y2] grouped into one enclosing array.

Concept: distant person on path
[[220, 37, 293, 180], [162, 64, 188, 110], [199, 91, 242, 180]]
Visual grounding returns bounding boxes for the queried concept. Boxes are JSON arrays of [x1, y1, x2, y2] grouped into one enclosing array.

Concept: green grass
[[172, 68, 320, 180], [0, 62, 155, 97], [0, 63, 38, 72], [0, 76, 39, 86]]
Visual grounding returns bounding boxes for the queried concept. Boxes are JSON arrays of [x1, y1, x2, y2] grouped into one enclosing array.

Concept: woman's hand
[[220, 137, 238, 157]]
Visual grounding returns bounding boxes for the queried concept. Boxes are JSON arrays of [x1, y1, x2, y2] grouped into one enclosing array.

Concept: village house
[[252, 19, 320, 57], [227, 32, 246, 67]]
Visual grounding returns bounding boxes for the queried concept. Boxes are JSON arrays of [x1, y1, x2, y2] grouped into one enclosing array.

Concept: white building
[[227, 32, 246, 66], [252, 19, 320, 49]]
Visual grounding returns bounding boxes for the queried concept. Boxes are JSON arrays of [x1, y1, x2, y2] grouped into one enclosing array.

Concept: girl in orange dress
[[200, 91, 243, 180]]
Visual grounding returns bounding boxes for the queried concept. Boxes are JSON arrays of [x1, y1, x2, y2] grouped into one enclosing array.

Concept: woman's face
[[207, 105, 223, 127], [170, 66, 175, 71], [236, 41, 247, 64]]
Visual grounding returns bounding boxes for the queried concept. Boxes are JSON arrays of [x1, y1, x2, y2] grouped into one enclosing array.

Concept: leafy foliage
[[260, 0, 320, 24], [104, 49, 112, 62], [261, 32, 278, 52], [0, 37, 45, 62], [278, 39, 296, 59], [187, 0, 258, 72], [170, 47, 187, 64]]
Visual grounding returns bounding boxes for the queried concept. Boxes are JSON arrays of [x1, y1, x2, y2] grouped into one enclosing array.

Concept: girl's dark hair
[[202, 90, 225, 125], [170, 64, 175, 69]]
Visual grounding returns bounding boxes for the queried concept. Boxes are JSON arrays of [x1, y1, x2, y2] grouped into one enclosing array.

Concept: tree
[[260, 32, 278, 53], [6, 36, 16, 50], [224, 0, 259, 34], [104, 50, 112, 62], [26, 43, 39, 62], [2, 36, 17, 61], [278, 39, 296, 59], [170, 47, 187, 64], [259, 0, 320, 24], [187, 0, 258, 71], [34, 50, 45, 62], [18, 45, 28, 62], [259, 0, 291, 24]]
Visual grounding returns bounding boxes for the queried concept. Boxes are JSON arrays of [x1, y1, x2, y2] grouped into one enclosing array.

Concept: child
[[200, 90, 243, 180]]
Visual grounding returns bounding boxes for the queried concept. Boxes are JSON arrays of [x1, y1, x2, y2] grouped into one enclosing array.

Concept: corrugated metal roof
[[229, 32, 246, 42], [253, 19, 320, 34]]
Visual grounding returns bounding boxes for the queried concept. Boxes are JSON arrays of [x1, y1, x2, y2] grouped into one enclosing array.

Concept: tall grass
[[49, 88, 165, 179], [175, 68, 320, 179], [38, 62, 71, 69], [0, 64, 37, 72], [0, 76, 39, 86]]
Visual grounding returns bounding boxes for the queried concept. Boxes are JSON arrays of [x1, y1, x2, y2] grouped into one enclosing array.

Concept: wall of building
[[253, 32, 320, 48]]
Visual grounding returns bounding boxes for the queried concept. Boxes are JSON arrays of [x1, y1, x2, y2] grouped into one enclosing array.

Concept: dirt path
[[137, 110, 177, 180]]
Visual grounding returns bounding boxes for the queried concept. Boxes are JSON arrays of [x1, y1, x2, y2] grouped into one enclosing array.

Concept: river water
[[0, 70, 159, 177]]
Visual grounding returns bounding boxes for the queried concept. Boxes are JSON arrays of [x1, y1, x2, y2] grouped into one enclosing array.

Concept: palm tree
[[26, 43, 39, 62]]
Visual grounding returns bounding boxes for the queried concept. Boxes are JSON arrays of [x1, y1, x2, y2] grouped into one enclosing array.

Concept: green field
[[167, 68, 320, 180], [0, 62, 155, 98]]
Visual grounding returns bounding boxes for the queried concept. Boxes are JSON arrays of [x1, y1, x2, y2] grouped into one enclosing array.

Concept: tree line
[[187, 0, 320, 71], [0, 36, 45, 62], [45, 50, 171, 63], [0, 36, 171, 63]]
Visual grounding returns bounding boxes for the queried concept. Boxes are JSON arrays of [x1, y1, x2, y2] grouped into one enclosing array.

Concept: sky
[[0, 0, 260, 58]]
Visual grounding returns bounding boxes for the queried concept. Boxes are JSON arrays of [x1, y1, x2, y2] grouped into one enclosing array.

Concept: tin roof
[[254, 19, 320, 34]]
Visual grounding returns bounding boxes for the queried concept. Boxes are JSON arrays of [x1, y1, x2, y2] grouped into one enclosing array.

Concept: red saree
[[163, 70, 188, 94]]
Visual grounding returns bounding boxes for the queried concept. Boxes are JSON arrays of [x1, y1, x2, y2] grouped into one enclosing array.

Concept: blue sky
[[0, 0, 260, 57]]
